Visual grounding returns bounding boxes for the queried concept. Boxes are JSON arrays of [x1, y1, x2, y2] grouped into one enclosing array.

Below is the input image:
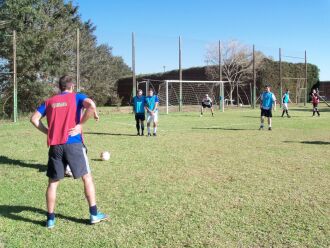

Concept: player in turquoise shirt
[[281, 89, 292, 118], [145, 88, 159, 136], [132, 89, 146, 136], [260, 84, 276, 130]]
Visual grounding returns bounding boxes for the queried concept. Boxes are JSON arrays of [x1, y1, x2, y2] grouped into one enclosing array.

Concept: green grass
[[0, 105, 329, 247]]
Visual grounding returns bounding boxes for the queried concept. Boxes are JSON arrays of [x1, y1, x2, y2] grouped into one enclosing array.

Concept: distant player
[[132, 89, 145, 136], [311, 89, 320, 117], [281, 89, 292, 118], [145, 88, 159, 136], [200, 94, 214, 117], [259, 85, 276, 131]]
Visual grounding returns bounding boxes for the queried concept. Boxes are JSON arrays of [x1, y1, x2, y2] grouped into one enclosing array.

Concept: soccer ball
[[239, 103, 243, 107], [100, 151, 111, 161]]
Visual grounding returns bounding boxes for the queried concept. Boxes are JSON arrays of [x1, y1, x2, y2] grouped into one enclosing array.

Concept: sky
[[73, 0, 330, 80]]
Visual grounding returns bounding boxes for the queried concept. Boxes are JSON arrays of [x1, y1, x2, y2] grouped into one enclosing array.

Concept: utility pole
[[76, 28, 80, 92], [179, 36, 182, 111], [132, 32, 136, 97], [13, 30, 17, 123]]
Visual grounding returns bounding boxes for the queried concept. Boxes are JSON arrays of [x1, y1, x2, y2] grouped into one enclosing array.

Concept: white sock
[[147, 127, 151, 134], [153, 127, 157, 134]]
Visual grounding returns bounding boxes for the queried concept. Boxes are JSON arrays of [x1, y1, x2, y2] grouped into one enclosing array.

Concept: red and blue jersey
[[37, 92, 87, 146]]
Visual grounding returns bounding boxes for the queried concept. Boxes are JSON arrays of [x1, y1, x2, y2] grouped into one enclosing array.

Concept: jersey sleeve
[[155, 95, 159, 102], [76, 93, 88, 108], [37, 103, 46, 117]]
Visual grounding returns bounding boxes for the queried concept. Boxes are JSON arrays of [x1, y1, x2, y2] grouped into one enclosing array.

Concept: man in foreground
[[132, 89, 146, 136], [145, 88, 159, 136], [259, 85, 276, 131], [30, 75, 107, 228]]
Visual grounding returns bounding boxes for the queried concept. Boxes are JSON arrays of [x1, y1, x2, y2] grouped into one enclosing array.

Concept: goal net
[[137, 80, 226, 113]]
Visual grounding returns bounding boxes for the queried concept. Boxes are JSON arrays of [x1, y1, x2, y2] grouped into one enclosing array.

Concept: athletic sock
[[147, 127, 151, 134], [260, 123, 264, 128], [141, 124, 144, 134], [136, 122, 140, 133], [47, 212, 55, 221], [153, 127, 157, 134], [89, 205, 98, 216]]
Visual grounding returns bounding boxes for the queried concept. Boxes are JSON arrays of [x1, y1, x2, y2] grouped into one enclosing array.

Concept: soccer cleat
[[147, 133, 151, 137], [141, 132, 144, 136], [137, 132, 140, 136], [90, 212, 108, 224], [287, 115, 291, 118], [153, 133, 157, 136], [268, 127, 272, 131], [259, 126, 264, 130], [46, 218, 55, 229]]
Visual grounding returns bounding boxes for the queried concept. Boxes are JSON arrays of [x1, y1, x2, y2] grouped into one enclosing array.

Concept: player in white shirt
[[200, 94, 214, 117]]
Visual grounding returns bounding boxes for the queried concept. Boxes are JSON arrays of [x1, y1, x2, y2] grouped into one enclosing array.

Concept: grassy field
[[0, 105, 329, 247]]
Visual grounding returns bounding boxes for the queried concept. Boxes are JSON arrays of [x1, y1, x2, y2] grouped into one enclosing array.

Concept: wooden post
[[252, 44, 256, 109], [76, 28, 80, 92], [304, 50, 307, 106], [132, 32, 136, 97], [219, 40, 222, 110], [179, 36, 182, 111], [13, 30, 17, 122], [279, 48, 282, 108]]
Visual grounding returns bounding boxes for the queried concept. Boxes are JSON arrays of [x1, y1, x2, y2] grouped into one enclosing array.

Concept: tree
[[205, 40, 265, 105]]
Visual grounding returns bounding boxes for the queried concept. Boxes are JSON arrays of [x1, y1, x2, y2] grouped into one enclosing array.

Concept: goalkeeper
[[200, 94, 214, 117]]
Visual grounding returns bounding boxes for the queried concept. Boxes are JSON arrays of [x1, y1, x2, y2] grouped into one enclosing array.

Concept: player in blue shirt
[[259, 85, 276, 131], [132, 89, 146, 136], [281, 89, 292, 118], [145, 88, 159, 136]]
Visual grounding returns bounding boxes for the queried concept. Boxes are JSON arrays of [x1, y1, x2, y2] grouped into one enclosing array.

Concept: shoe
[[147, 133, 151, 137], [153, 133, 157, 136], [259, 126, 264, 130], [46, 218, 55, 229], [90, 212, 108, 224], [287, 115, 291, 118], [141, 132, 144, 136], [137, 132, 140, 136], [268, 127, 272, 131]]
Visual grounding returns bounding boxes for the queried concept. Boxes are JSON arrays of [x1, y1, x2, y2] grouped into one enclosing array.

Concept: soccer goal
[[138, 80, 227, 114]]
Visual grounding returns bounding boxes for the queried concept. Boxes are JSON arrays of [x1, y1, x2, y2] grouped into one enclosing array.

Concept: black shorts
[[47, 143, 90, 180], [261, 108, 272, 118], [135, 113, 145, 121], [202, 102, 212, 108]]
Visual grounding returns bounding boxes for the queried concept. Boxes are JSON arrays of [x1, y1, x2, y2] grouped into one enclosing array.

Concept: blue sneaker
[[46, 218, 55, 229], [90, 212, 108, 224]]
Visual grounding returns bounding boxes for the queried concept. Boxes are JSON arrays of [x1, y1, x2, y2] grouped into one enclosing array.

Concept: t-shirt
[[37, 92, 87, 144], [261, 92, 276, 110], [145, 95, 159, 112], [283, 93, 290, 103], [202, 96, 212, 105], [133, 95, 145, 113]]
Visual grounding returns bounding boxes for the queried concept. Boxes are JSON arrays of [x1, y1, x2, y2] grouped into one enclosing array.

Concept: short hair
[[148, 88, 154, 92], [59, 75, 74, 91], [137, 89, 143, 93]]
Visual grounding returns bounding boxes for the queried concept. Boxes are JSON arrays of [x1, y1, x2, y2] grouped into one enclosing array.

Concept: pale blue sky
[[73, 0, 330, 80]]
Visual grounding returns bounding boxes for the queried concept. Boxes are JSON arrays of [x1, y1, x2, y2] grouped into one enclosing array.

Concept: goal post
[[161, 80, 227, 114]]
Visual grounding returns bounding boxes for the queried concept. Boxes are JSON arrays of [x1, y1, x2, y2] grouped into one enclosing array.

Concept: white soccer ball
[[239, 103, 243, 107], [100, 151, 111, 161]]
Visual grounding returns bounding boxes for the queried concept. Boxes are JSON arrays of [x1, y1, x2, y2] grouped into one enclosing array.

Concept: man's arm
[[69, 98, 98, 136], [30, 111, 48, 135]]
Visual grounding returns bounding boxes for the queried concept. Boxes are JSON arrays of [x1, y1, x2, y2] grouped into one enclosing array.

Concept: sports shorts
[[47, 143, 90, 180]]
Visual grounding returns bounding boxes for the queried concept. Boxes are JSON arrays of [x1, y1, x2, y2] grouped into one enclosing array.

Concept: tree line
[[0, 0, 131, 118]]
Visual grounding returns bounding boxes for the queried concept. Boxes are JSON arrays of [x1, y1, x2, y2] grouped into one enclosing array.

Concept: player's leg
[[268, 110, 273, 130], [312, 104, 316, 116], [46, 179, 59, 228], [147, 113, 152, 136], [210, 105, 214, 116], [153, 112, 158, 136], [200, 104, 204, 116], [260, 109, 265, 130], [65, 143, 107, 224], [45, 145, 65, 228], [135, 114, 140, 135], [316, 104, 320, 116]]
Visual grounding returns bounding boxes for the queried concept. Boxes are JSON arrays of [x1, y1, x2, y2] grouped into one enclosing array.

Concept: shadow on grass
[[192, 127, 253, 131], [85, 132, 137, 137], [0, 155, 46, 172], [0, 205, 89, 226], [284, 141, 330, 145]]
